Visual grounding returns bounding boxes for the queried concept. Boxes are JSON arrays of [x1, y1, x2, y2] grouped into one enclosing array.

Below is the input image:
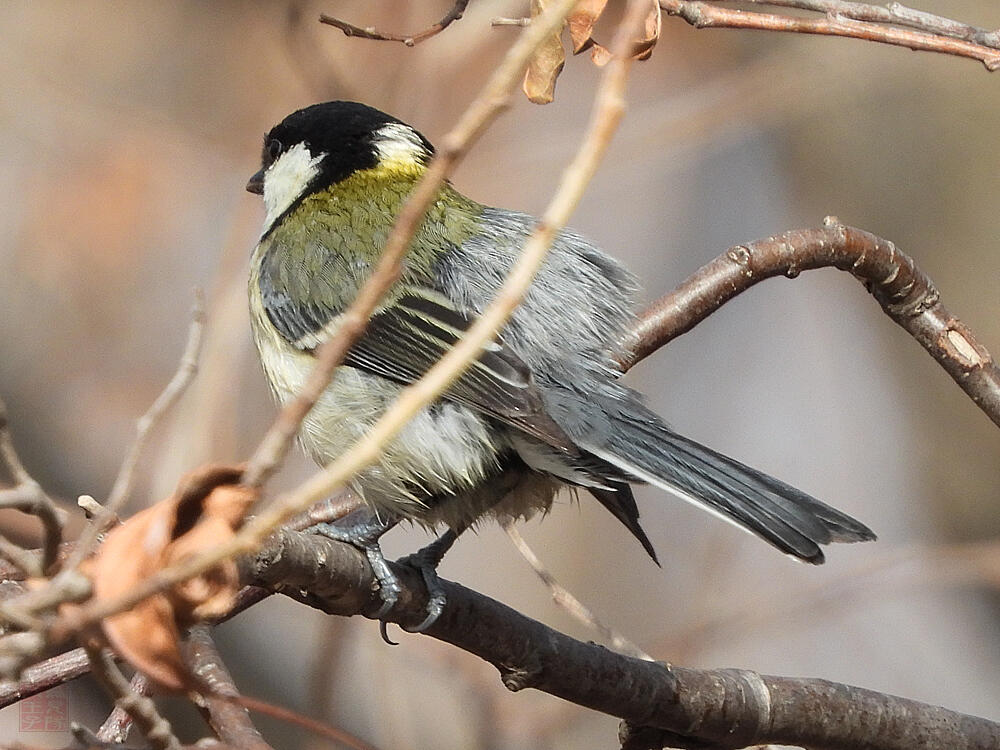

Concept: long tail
[[577, 396, 876, 564]]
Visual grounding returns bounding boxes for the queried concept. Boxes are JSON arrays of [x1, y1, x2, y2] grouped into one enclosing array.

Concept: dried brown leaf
[[567, 0, 608, 54], [90, 464, 255, 691], [588, 0, 661, 66], [633, 1, 662, 61], [523, 0, 567, 104], [590, 42, 613, 66]]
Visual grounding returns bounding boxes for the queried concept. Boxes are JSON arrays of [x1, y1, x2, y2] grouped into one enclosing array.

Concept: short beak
[[246, 169, 265, 195]]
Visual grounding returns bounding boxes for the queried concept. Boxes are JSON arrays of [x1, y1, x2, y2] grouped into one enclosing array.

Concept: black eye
[[266, 138, 282, 163]]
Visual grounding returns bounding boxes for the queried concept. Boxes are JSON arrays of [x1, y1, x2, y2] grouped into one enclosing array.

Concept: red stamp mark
[[19, 691, 69, 732]]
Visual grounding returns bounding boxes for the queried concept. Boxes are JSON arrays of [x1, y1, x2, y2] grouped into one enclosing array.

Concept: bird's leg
[[308, 515, 401, 619], [395, 529, 461, 633]]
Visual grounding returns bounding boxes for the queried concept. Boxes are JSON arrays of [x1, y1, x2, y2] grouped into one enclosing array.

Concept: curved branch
[[319, 1, 470, 47], [244, 527, 1000, 750], [619, 220, 1000, 428]]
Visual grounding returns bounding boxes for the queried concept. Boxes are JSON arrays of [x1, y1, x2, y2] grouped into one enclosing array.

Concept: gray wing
[[258, 265, 577, 453]]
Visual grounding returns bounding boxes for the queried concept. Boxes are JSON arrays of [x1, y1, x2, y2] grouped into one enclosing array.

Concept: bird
[[245, 100, 875, 630]]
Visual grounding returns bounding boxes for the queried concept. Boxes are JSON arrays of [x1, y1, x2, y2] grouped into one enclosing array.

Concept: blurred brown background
[[1, 1, 998, 747]]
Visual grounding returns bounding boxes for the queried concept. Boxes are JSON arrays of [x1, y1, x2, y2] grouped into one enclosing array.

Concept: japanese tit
[[246, 101, 874, 624]]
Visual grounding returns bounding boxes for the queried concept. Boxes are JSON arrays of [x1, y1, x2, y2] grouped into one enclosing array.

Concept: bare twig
[[84, 642, 181, 750], [0, 398, 64, 573], [504, 523, 651, 661], [731, 0, 1000, 49], [242, 0, 582, 491], [231, 0, 634, 586], [620, 218, 1000, 428], [238, 694, 384, 750], [659, 0, 1000, 70], [0, 533, 41, 579], [0, 485, 63, 576], [320, 0, 470, 46], [36, 0, 586, 640], [492, 16, 531, 27], [66, 292, 205, 572], [0, 647, 89, 707], [183, 625, 273, 750], [96, 671, 151, 744]]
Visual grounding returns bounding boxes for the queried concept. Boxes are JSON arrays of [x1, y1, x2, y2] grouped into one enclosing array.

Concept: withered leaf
[[567, 0, 609, 54], [523, 0, 567, 105], [90, 464, 256, 692], [589, 0, 662, 66], [633, 1, 662, 61]]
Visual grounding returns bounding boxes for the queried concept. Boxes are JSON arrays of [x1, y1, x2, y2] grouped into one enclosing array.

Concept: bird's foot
[[308, 518, 400, 620], [393, 530, 459, 634]]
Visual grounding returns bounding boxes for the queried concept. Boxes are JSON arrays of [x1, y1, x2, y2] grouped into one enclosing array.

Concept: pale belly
[[250, 298, 547, 523]]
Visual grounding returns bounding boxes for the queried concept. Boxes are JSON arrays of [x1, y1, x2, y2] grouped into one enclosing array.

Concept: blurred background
[[0, 1, 998, 747]]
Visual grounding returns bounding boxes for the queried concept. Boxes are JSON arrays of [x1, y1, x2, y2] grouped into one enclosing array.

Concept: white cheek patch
[[262, 142, 325, 233], [373, 123, 428, 164]]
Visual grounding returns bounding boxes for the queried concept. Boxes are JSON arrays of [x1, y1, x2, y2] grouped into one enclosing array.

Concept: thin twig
[[42, 0, 597, 645], [238, 694, 383, 750], [492, 17, 531, 27], [620, 218, 1000, 428], [96, 671, 150, 744], [65, 292, 206, 572], [0, 397, 64, 573], [0, 398, 33, 485], [184, 625, 273, 750], [499, 0, 654, 665], [0, 533, 41, 579], [320, 0, 470, 46], [0, 483, 63, 575], [242, 0, 582, 491], [84, 641, 182, 750], [504, 524, 651, 660], [659, 0, 1000, 70]]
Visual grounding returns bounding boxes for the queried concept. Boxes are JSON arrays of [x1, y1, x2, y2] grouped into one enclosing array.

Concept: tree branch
[[732, 0, 1000, 49], [319, 0, 470, 46], [620, 219, 1000, 428], [243, 527, 1000, 750], [659, 0, 1000, 70], [183, 625, 273, 750], [0, 397, 64, 573]]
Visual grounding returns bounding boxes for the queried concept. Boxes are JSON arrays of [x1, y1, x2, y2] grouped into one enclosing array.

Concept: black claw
[[379, 621, 400, 646]]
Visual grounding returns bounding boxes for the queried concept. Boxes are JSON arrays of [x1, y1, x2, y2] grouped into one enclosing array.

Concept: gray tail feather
[[587, 483, 660, 565], [578, 399, 876, 564]]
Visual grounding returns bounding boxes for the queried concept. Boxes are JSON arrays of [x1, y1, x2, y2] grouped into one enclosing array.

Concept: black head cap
[[248, 101, 434, 195]]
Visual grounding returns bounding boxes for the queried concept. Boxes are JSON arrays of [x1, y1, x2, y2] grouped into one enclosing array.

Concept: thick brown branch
[[620, 220, 1000, 428], [659, 0, 1000, 70], [243, 528, 1000, 750], [319, 0, 470, 46]]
